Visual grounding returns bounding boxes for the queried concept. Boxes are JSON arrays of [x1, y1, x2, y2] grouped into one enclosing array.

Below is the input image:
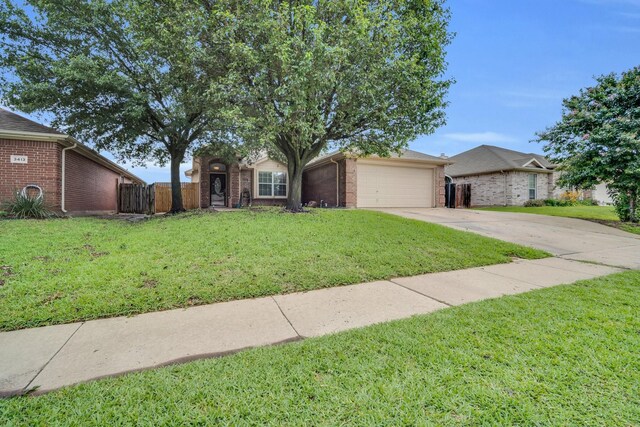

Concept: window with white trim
[[528, 174, 537, 199], [258, 171, 287, 197]]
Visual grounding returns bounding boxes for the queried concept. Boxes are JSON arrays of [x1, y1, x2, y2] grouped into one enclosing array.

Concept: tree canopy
[[0, 0, 235, 212], [536, 66, 640, 222], [220, 0, 453, 210]]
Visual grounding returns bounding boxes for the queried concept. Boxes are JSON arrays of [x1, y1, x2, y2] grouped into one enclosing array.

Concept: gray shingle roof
[[0, 108, 65, 135], [445, 145, 555, 177], [308, 148, 450, 166]]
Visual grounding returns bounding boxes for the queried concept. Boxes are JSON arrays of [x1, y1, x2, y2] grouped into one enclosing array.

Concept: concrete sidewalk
[[0, 257, 623, 396]]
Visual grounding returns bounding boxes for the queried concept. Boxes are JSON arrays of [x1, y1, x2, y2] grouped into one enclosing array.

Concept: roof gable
[[445, 145, 554, 177], [0, 108, 64, 135]]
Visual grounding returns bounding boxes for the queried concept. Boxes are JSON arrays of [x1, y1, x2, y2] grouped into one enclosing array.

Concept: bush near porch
[[0, 209, 547, 331]]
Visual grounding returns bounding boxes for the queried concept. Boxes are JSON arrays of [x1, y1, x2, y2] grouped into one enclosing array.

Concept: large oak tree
[[536, 66, 640, 222], [221, 0, 453, 210], [0, 0, 235, 212]]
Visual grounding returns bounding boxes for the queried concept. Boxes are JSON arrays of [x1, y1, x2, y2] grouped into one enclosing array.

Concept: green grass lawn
[[477, 205, 640, 235], [0, 209, 547, 331], [2, 271, 638, 426], [477, 205, 619, 220]]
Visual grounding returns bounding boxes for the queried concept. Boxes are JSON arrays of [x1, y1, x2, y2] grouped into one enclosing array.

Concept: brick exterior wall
[[196, 155, 443, 209], [342, 159, 357, 208], [197, 156, 287, 208], [302, 161, 339, 207], [435, 165, 446, 207], [0, 139, 62, 209], [452, 171, 554, 207], [64, 149, 123, 213]]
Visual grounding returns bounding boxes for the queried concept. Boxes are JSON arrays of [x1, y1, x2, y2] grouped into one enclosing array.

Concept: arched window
[[209, 162, 226, 172]]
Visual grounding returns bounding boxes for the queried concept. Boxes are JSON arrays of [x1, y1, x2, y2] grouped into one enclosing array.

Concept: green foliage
[[612, 191, 640, 222], [524, 199, 545, 207], [0, 0, 238, 212], [221, 0, 453, 209], [2, 191, 54, 219], [2, 271, 639, 425], [536, 66, 640, 222], [543, 198, 570, 207], [0, 209, 547, 330], [576, 198, 599, 206], [477, 205, 623, 222]]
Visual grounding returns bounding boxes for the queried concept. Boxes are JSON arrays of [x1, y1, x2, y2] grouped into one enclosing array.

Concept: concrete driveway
[[375, 208, 640, 269]]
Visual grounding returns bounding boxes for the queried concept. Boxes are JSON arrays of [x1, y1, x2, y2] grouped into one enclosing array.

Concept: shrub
[[576, 198, 599, 206], [543, 198, 573, 207], [611, 191, 639, 223], [2, 190, 54, 219], [560, 191, 579, 204], [524, 199, 545, 207]]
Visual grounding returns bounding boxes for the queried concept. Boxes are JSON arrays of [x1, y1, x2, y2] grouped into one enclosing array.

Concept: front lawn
[[2, 271, 638, 425], [477, 205, 640, 235], [0, 209, 547, 331], [477, 205, 619, 220]]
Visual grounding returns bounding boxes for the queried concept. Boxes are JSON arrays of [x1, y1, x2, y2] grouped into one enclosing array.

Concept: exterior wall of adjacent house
[[2, 138, 131, 213], [1, 139, 62, 209], [64, 149, 126, 213], [452, 170, 553, 206], [592, 183, 613, 205]]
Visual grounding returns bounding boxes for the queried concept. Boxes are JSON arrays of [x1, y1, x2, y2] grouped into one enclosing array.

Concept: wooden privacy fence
[[118, 183, 155, 214], [444, 183, 471, 209], [118, 182, 199, 214], [154, 183, 199, 213]]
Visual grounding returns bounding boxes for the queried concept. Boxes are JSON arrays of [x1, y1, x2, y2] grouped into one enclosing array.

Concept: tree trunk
[[169, 151, 185, 213], [630, 190, 638, 223], [286, 157, 305, 212]]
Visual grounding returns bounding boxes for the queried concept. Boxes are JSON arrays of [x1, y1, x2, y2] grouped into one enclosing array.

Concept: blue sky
[[4, 0, 640, 182], [414, 0, 640, 159]]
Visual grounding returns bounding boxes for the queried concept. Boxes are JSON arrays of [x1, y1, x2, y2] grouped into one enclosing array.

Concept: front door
[[210, 173, 227, 207]]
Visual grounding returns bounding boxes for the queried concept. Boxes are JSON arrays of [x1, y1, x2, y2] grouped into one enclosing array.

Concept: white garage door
[[357, 162, 434, 208]]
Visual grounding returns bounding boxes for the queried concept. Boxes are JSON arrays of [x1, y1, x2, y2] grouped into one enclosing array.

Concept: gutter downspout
[[61, 143, 77, 213], [330, 158, 339, 207]]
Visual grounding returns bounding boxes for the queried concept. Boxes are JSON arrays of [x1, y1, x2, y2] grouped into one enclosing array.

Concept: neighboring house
[[445, 145, 564, 207], [186, 149, 451, 208], [0, 108, 143, 214], [592, 182, 613, 205]]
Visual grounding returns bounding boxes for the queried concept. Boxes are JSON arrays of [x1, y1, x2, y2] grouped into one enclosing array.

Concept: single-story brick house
[[0, 109, 143, 214], [186, 149, 451, 208], [445, 145, 564, 207]]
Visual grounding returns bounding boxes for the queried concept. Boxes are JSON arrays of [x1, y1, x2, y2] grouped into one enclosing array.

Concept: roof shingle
[[0, 108, 65, 135], [445, 145, 554, 177]]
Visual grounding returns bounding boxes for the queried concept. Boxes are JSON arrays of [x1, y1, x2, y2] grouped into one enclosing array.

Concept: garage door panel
[[357, 163, 434, 208]]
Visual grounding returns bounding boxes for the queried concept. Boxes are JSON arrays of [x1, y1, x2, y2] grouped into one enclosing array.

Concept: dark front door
[[210, 173, 227, 207]]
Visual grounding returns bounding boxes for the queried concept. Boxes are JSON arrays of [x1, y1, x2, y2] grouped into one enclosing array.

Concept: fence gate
[[118, 183, 155, 214], [444, 183, 471, 209]]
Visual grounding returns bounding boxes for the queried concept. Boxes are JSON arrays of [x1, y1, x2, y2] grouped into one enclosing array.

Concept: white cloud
[[442, 132, 517, 143]]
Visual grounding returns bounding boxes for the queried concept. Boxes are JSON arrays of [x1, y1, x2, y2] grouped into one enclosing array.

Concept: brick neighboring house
[[0, 109, 143, 214], [445, 145, 564, 207], [186, 149, 450, 208]]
